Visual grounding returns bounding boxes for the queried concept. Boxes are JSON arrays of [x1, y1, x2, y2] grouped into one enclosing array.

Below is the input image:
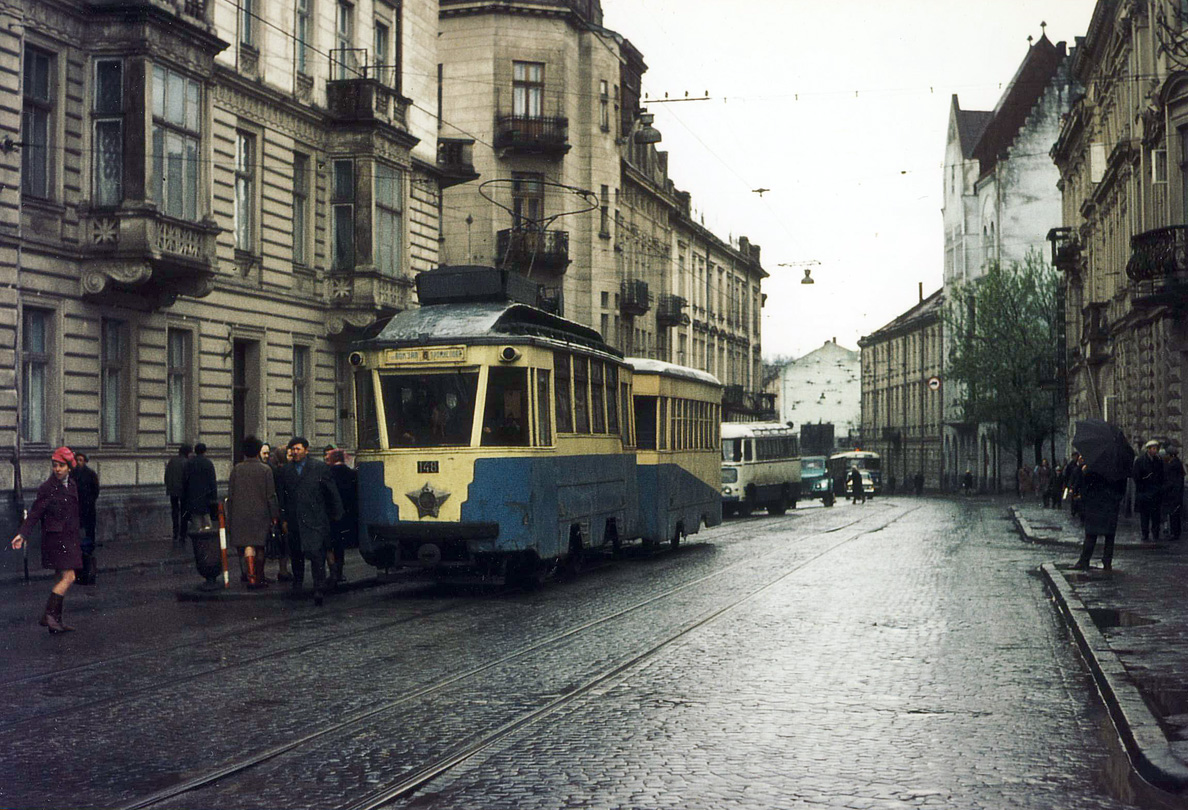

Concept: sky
[[597, 0, 1097, 362]]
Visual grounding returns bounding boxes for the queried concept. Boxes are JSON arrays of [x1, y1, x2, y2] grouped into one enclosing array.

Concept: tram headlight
[[348, 351, 365, 367], [499, 346, 521, 363]]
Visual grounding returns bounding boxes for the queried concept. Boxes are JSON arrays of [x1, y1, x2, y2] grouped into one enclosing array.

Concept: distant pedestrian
[[165, 444, 191, 544], [225, 436, 279, 589], [913, 471, 924, 496], [1017, 465, 1032, 499], [961, 469, 973, 496], [849, 466, 865, 505], [1164, 447, 1183, 541], [264, 443, 292, 582], [1072, 463, 1127, 571], [278, 437, 344, 606], [182, 442, 218, 533], [70, 452, 100, 585], [326, 449, 357, 588], [1133, 439, 1164, 541], [1066, 454, 1085, 523], [1035, 459, 1051, 504], [1045, 459, 1064, 509], [10, 447, 83, 633]]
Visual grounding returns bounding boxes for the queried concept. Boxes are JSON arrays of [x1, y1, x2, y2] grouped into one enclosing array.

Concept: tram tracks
[[112, 503, 916, 810]]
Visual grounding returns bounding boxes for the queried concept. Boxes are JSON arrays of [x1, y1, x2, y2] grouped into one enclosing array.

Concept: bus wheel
[[767, 498, 787, 516], [671, 523, 684, 550]]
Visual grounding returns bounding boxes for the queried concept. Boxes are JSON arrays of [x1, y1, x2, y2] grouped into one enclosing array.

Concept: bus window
[[355, 370, 380, 449], [536, 369, 552, 446], [591, 360, 606, 433], [555, 353, 572, 432], [635, 395, 657, 450], [744, 440, 753, 461], [379, 372, 478, 448], [722, 438, 741, 462], [573, 356, 590, 433], [606, 364, 620, 434], [482, 366, 529, 447]]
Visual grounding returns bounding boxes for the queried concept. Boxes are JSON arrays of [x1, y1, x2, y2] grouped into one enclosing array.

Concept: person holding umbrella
[[1071, 419, 1134, 571]]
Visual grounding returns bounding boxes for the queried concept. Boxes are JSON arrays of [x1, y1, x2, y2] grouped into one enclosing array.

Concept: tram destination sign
[[386, 346, 467, 364]]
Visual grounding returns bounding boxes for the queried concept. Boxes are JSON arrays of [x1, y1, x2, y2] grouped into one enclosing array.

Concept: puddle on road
[[1088, 608, 1157, 631]]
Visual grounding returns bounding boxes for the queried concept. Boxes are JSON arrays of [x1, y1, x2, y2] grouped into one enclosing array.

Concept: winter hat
[[51, 446, 75, 467]]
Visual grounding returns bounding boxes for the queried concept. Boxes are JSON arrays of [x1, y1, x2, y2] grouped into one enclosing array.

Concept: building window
[[599, 79, 610, 131], [152, 65, 201, 220], [375, 162, 403, 277], [101, 319, 125, 444], [92, 59, 123, 208], [295, 0, 311, 74], [21, 309, 50, 444], [512, 61, 543, 118], [599, 184, 610, 237], [511, 172, 543, 228], [240, 0, 256, 46], [22, 47, 54, 199], [335, 1, 355, 79], [293, 346, 310, 435], [234, 131, 256, 253], [167, 328, 191, 445], [293, 152, 310, 265], [332, 159, 355, 270]]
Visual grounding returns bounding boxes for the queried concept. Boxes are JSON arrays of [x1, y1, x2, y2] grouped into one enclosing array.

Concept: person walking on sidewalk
[[71, 452, 100, 585], [1065, 454, 1084, 523], [1072, 463, 1127, 571], [225, 436, 279, 589], [182, 442, 218, 533], [263, 442, 292, 583], [1133, 439, 1164, 542], [1017, 465, 1032, 499], [278, 437, 343, 606], [1165, 446, 1184, 541], [9, 447, 83, 633], [165, 444, 191, 545]]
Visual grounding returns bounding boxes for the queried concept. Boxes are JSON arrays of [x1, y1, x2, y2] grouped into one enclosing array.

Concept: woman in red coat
[[10, 446, 83, 633]]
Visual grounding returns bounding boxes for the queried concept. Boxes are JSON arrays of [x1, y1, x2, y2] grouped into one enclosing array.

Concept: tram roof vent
[[416, 265, 539, 307]]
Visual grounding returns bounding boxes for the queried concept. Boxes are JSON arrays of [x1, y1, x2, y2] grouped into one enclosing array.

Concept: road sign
[[928, 376, 941, 392]]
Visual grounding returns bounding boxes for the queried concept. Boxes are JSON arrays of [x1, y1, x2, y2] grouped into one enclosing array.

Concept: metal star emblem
[[406, 482, 450, 518]]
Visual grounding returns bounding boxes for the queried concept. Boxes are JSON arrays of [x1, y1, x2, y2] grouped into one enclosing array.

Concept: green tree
[[944, 251, 1064, 475]]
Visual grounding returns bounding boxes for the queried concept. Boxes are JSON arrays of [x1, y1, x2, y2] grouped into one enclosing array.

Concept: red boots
[[39, 594, 74, 634]]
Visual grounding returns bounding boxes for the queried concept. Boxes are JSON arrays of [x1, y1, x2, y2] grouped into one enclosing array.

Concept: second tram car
[[828, 450, 882, 496], [720, 422, 801, 516]]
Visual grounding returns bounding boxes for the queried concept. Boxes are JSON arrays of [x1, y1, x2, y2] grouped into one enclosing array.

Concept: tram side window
[[658, 397, 668, 450], [379, 372, 478, 448], [635, 395, 657, 450], [573, 355, 590, 433], [482, 366, 529, 447], [355, 370, 380, 449], [555, 353, 572, 432], [590, 360, 606, 433], [620, 381, 632, 446], [606, 364, 619, 434], [536, 369, 552, 446]]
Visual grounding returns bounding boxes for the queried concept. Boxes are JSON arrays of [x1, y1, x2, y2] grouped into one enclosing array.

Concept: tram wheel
[[563, 530, 584, 578], [506, 552, 545, 590]]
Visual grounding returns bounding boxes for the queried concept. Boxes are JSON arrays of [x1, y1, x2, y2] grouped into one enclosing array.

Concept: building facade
[[859, 288, 944, 491], [436, 0, 768, 417], [776, 339, 860, 450], [941, 34, 1073, 491], [2, 0, 463, 539], [1051, 0, 1187, 473]]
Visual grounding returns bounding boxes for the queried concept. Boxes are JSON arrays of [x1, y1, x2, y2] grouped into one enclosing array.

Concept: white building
[[777, 339, 860, 450]]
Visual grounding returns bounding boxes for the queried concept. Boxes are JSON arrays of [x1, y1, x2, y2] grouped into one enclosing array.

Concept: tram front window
[[482, 367, 529, 447], [380, 372, 478, 448]]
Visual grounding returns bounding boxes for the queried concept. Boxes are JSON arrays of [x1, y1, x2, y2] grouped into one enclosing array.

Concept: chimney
[[918, 282, 923, 303]]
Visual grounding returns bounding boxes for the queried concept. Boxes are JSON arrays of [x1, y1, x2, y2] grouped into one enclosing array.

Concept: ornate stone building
[[859, 288, 945, 491], [1050, 0, 1186, 466], [0, 0, 464, 538], [436, 0, 768, 417]]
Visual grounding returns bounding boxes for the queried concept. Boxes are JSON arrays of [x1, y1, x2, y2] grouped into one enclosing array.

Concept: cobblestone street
[[0, 498, 1146, 809]]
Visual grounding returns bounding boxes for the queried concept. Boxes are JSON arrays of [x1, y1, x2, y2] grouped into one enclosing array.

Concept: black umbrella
[[1072, 418, 1135, 482]]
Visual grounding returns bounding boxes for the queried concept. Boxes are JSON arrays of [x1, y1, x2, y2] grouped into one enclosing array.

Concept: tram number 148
[[417, 461, 440, 474]]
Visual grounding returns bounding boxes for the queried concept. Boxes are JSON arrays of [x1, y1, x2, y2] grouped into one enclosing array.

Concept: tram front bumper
[[368, 522, 500, 569]]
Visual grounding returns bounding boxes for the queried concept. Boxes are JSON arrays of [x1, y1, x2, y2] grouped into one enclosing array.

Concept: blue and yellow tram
[[351, 266, 650, 585], [627, 358, 723, 548]]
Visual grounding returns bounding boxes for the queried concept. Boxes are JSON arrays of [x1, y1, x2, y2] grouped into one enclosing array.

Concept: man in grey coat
[[278, 437, 343, 605]]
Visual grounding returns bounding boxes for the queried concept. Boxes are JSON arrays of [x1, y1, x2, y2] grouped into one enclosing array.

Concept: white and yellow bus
[[720, 422, 801, 516]]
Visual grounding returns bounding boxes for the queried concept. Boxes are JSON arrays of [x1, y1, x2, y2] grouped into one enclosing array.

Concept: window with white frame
[[166, 328, 191, 445], [234, 131, 256, 253], [101, 319, 126, 444], [293, 345, 310, 435], [296, 0, 312, 74], [240, 0, 256, 46], [22, 47, 54, 199], [92, 59, 123, 208], [513, 61, 543, 118], [21, 309, 50, 444], [374, 19, 391, 85], [332, 159, 355, 270], [335, 1, 355, 79], [293, 152, 310, 265], [152, 65, 201, 220], [375, 162, 403, 277]]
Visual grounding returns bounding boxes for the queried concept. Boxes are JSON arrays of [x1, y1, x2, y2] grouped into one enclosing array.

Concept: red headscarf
[[51, 446, 75, 468]]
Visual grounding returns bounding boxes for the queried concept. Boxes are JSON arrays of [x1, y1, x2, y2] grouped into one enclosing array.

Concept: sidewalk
[[1012, 498, 1188, 805], [1, 529, 192, 586]]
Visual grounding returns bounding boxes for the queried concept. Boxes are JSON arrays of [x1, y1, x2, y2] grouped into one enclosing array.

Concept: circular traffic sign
[[928, 376, 941, 391]]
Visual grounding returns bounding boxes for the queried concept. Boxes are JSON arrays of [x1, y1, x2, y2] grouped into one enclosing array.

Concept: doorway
[[232, 339, 261, 463]]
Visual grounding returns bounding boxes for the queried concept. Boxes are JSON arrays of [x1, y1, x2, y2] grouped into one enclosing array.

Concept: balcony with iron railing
[[655, 294, 689, 327], [537, 285, 564, 315], [497, 228, 569, 272], [437, 138, 479, 188], [620, 279, 651, 316], [327, 50, 408, 129], [1126, 225, 1188, 309], [493, 114, 570, 157]]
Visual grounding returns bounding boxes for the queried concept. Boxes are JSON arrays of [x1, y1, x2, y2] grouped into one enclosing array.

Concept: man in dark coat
[[326, 449, 357, 588], [1072, 464, 1128, 571], [70, 452, 100, 584], [1165, 447, 1184, 541], [1065, 455, 1084, 523], [182, 442, 218, 533], [849, 466, 865, 504], [278, 437, 343, 605], [165, 444, 191, 544], [1133, 439, 1164, 541]]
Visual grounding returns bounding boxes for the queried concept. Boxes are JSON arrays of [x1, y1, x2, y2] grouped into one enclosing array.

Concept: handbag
[[265, 523, 286, 560]]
